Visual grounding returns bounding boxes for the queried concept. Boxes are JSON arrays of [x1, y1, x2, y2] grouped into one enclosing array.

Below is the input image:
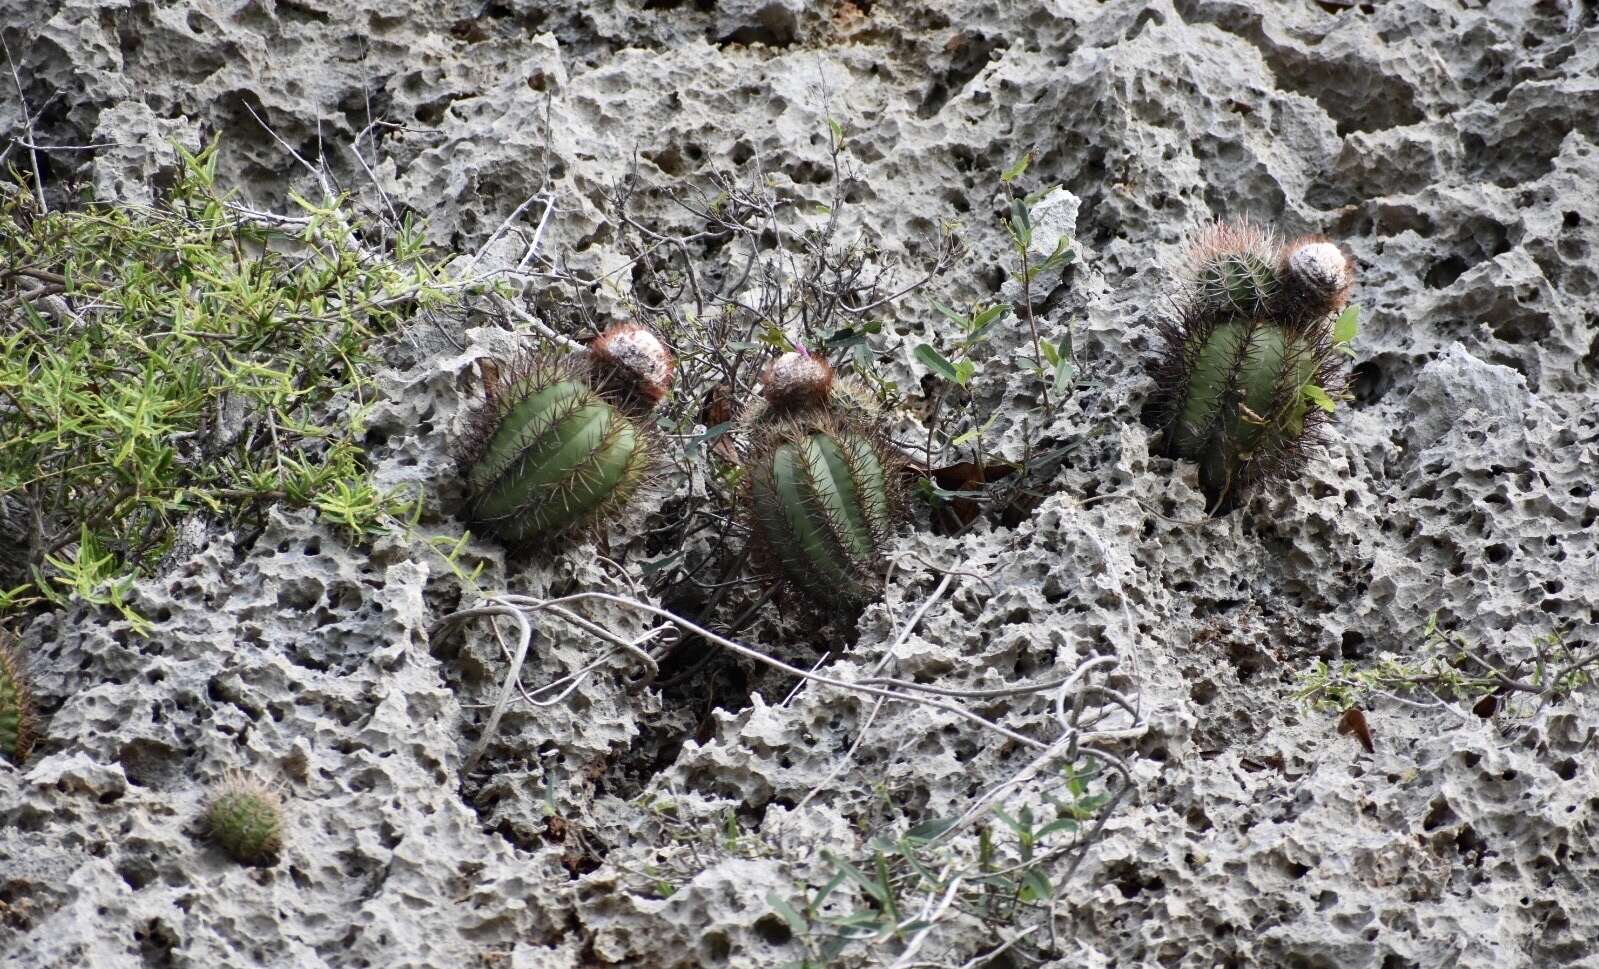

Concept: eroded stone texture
[[2, 0, 1597, 967]]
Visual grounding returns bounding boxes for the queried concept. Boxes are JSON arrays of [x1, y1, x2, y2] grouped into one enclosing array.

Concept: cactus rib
[[465, 375, 652, 543], [0, 636, 34, 765], [748, 424, 893, 610]]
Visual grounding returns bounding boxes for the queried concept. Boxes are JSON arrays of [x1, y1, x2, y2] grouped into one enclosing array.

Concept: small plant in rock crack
[[1148, 219, 1359, 513], [0, 632, 36, 765], [460, 324, 674, 546], [768, 758, 1114, 968], [203, 771, 285, 866], [740, 350, 901, 613], [914, 151, 1079, 412], [1294, 614, 1598, 719], [910, 151, 1088, 534]]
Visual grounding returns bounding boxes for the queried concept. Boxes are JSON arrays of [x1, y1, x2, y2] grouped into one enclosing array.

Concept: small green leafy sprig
[[1294, 613, 1596, 716], [768, 759, 1111, 968], [1301, 304, 1360, 415]]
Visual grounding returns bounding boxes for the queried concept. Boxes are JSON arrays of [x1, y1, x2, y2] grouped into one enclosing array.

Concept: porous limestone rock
[[2, 1, 1596, 967]]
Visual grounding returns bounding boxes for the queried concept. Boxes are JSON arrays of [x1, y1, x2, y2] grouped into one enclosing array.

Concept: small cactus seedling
[[463, 324, 673, 546], [0, 635, 34, 765], [1151, 220, 1356, 512], [204, 771, 284, 865], [743, 351, 898, 611]]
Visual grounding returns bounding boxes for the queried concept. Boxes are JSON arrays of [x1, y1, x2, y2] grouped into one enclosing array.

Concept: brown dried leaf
[[1337, 707, 1375, 754], [479, 358, 502, 403]]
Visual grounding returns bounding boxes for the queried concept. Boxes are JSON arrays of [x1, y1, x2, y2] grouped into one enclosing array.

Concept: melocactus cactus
[[1151, 220, 1356, 511], [743, 351, 898, 611], [0, 635, 34, 765], [204, 772, 284, 865], [463, 324, 673, 545]]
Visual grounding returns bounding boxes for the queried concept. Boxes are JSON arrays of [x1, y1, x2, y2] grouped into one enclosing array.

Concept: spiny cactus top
[[0, 635, 34, 765], [742, 351, 899, 612], [463, 325, 672, 546], [1151, 220, 1356, 512], [205, 772, 284, 865]]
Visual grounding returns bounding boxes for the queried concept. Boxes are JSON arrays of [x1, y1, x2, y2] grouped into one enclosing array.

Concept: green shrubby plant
[[767, 758, 1113, 968], [1295, 614, 1597, 717], [0, 140, 465, 626]]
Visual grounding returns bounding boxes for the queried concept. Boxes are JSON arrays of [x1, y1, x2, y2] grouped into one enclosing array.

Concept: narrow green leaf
[[826, 117, 845, 148], [828, 910, 888, 930], [1000, 151, 1031, 184], [823, 852, 887, 905], [1303, 383, 1337, 413], [914, 343, 961, 384], [990, 807, 1026, 836], [903, 817, 958, 844], [1023, 182, 1061, 206], [1053, 345, 1075, 392], [896, 840, 943, 887], [969, 302, 1009, 336], [1037, 236, 1076, 273], [813, 866, 850, 907], [1035, 817, 1079, 839], [1009, 199, 1032, 247], [928, 297, 969, 328], [951, 412, 998, 447], [685, 421, 734, 457]]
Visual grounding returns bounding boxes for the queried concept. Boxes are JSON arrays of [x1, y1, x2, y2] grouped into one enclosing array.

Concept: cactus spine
[[205, 771, 284, 865], [0, 635, 34, 765], [1152, 220, 1355, 511], [744, 351, 897, 611], [464, 325, 672, 545]]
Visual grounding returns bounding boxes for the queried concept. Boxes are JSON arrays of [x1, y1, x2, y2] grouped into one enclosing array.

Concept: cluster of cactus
[[204, 771, 285, 865], [0, 634, 34, 765], [741, 351, 899, 612], [462, 325, 899, 613], [1149, 220, 1356, 512], [462, 324, 673, 545]]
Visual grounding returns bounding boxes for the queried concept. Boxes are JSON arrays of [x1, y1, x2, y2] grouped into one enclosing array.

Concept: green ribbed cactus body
[[1151, 220, 1355, 512], [466, 378, 649, 543], [0, 640, 32, 765], [748, 425, 892, 610], [1169, 318, 1320, 505]]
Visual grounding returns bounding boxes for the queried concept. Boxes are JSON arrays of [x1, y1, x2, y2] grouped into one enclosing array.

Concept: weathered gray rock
[[2, 0, 1597, 967]]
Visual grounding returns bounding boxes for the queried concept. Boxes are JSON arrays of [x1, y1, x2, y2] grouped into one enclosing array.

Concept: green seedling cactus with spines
[[204, 771, 284, 865], [463, 324, 673, 546], [0, 634, 34, 765], [1151, 220, 1357, 512], [743, 351, 899, 611], [1190, 222, 1280, 318]]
